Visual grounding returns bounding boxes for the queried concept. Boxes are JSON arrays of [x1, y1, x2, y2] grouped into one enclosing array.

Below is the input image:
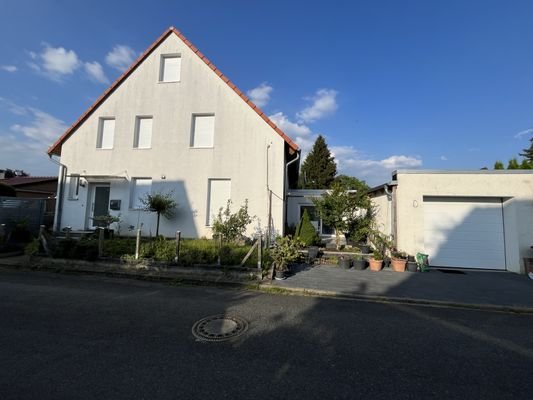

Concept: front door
[[89, 184, 110, 227]]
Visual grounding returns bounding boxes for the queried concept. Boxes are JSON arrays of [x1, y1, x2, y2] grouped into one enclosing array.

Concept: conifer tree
[[299, 135, 337, 189], [520, 134, 533, 163]]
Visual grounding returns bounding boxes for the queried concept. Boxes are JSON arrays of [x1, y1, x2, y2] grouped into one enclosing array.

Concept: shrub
[[212, 200, 253, 243], [103, 237, 137, 258], [140, 236, 175, 262], [52, 238, 98, 261], [295, 209, 320, 246], [271, 236, 303, 272]]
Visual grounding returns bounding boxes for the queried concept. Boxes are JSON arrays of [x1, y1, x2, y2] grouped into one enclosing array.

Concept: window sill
[[96, 148, 113, 150], [157, 80, 180, 84], [133, 147, 152, 150], [190, 146, 214, 149]]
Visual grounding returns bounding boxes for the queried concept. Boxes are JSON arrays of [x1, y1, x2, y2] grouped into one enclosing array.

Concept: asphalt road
[[1, 270, 533, 400]]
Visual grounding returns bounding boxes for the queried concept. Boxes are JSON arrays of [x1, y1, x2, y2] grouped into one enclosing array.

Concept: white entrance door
[[423, 197, 506, 270], [88, 184, 110, 228]]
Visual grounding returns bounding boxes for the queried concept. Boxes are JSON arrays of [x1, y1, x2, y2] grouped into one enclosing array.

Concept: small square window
[[97, 118, 115, 149], [191, 114, 215, 148], [159, 54, 181, 82], [68, 175, 80, 200], [134, 116, 153, 149]]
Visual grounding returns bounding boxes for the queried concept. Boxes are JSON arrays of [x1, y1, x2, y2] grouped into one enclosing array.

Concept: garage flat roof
[[394, 169, 533, 175]]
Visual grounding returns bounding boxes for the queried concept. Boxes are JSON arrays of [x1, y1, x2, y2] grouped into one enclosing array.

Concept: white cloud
[[297, 89, 338, 123], [514, 128, 533, 139], [330, 145, 422, 185], [0, 99, 66, 174], [84, 61, 109, 84], [9, 107, 67, 145], [269, 112, 312, 138], [40, 45, 80, 78], [440, 155, 448, 161], [1, 65, 17, 73], [105, 45, 137, 72], [247, 83, 273, 107]]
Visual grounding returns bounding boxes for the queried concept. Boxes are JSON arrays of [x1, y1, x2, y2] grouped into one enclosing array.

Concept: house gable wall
[[59, 33, 287, 237]]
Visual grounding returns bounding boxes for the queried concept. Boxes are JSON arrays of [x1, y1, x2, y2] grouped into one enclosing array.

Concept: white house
[[370, 170, 533, 274], [48, 27, 300, 238]]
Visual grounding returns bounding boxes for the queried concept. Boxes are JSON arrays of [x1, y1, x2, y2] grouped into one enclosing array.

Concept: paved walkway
[[272, 264, 533, 309]]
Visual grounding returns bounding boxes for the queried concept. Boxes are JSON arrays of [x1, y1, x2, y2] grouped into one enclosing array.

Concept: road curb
[[1, 261, 532, 314]]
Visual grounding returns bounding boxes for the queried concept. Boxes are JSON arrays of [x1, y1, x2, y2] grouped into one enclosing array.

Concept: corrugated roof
[[47, 26, 299, 156]]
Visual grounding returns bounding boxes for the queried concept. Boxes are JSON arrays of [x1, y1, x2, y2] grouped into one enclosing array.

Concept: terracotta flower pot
[[391, 258, 407, 272], [369, 258, 383, 271]]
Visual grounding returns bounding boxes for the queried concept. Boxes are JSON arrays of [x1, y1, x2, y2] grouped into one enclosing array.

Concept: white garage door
[[423, 197, 506, 270]]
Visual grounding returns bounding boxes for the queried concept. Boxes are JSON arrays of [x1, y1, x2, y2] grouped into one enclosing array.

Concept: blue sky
[[1, 0, 533, 185]]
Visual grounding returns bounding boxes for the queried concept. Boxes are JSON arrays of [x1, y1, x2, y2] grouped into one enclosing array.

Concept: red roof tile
[[47, 27, 298, 156]]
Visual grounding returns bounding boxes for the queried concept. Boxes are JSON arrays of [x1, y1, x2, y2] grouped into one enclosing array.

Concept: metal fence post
[[175, 230, 181, 264], [135, 228, 141, 260]]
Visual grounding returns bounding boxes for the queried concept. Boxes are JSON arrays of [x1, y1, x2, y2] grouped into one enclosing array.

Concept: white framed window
[[97, 118, 115, 149], [191, 114, 215, 148], [130, 178, 152, 209], [68, 175, 80, 200], [207, 179, 231, 226], [134, 116, 153, 149], [159, 54, 181, 82]]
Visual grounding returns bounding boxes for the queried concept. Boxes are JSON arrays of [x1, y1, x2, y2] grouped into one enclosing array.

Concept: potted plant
[[352, 254, 367, 270], [406, 255, 418, 272], [391, 250, 407, 272], [338, 255, 352, 269], [271, 236, 303, 280], [369, 249, 383, 271]]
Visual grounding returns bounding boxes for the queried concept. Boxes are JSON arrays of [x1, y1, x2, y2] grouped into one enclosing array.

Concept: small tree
[[212, 200, 254, 243], [140, 191, 177, 236], [295, 209, 320, 246], [507, 158, 520, 170], [313, 180, 372, 250], [494, 161, 504, 170]]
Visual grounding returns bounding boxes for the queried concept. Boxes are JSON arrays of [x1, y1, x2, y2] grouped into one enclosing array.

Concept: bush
[[212, 200, 253, 243], [295, 209, 320, 246], [103, 237, 137, 258], [52, 238, 98, 261], [140, 236, 176, 262]]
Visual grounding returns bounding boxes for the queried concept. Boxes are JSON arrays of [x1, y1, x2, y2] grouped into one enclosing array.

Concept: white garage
[[369, 170, 533, 274], [423, 197, 506, 270]]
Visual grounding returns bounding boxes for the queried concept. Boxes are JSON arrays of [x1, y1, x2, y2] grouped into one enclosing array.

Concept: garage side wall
[[395, 172, 533, 273]]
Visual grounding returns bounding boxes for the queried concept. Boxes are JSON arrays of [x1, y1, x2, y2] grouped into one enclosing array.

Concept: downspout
[[283, 150, 300, 235], [384, 184, 396, 246], [49, 154, 66, 232]]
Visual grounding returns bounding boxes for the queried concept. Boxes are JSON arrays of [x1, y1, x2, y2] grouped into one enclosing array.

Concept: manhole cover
[[192, 315, 248, 342]]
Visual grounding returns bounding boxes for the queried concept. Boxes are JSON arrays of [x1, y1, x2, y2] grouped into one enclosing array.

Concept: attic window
[[159, 54, 181, 82]]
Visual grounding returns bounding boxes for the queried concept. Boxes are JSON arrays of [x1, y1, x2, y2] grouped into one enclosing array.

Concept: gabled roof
[[47, 27, 299, 156]]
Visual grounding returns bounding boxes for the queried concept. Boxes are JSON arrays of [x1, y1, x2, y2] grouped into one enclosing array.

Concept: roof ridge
[[47, 26, 298, 156]]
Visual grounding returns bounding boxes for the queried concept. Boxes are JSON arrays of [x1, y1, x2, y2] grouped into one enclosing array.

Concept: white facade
[[49, 29, 299, 238], [371, 170, 533, 273]]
